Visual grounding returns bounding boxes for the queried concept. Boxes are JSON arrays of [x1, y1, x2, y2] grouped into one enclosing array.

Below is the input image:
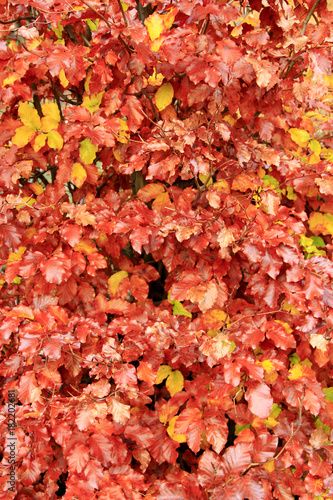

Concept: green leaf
[[289, 353, 300, 366], [82, 92, 104, 114], [79, 138, 98, 164], [171, 300, 192, 318], [235, 424, 250, 435], [263, 175, 279, 189], [323, 387, 333, 402], [87, 19, 98, 31]]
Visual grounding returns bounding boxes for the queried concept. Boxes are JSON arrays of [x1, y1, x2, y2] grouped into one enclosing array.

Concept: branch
[[80, 0, 113, 29], [117, 0, 128, 27], [0, 16, 36, 24], [302, 0, 322, 35], [142, 89, 159, 121]]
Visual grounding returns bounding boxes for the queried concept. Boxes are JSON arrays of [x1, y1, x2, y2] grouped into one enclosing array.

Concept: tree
[[1, 0, 333, 498]]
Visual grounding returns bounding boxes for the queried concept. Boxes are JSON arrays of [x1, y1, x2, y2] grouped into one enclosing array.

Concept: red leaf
[[245, 382, 273, 419], [216, 39, 243, 66]]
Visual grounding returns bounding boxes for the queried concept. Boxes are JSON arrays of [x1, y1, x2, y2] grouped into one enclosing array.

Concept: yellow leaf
[[47, 130, 63, 150], [155, 83, 174, 111], [12, 125, 36, 147], [41, 116, 59, 133], [282, 301, 300, 315], [117, 118, 130, 143], [42, 102, 61, 122], [307, 153, 320, 165], [145, 12, 164, 40], [108, 271, 128, 296], [2, 73, 20, 87], [263, 460, 275, 472], [155, 365, 173, 384], [30, 182, 44, 195], [74, 238, 97, 255], [8, 246, 27, 264], [309, 139, 321, 156], [203, 309, 231, 329], [328, 0, 333, 10], [18, 102, 41, 130], [261, 360, 274, 373], [33, 133, 47, 152], [162, 8, 176, 29], [80, 138, 98, 164], [71, 163, 87, 188], [151, 38, 164, 52], [148, 68, 165, 86], [275, 320, 292, 334], [288, 363, 310, 380], [121, 3, 129, 12], [167, 416, 187, 443], [308, 212, 333, 236], [166, 370, 184, 397], [289, 128, 311, 147], [82, 92, 104, 114], [59, 69, 69, 88], [199, 174, 213, 187]]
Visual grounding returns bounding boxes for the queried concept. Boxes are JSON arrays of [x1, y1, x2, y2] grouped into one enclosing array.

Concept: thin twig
[[117, 0, 128, 27], [0, 16, 36, 24], [142, 89, 159, 121], [302, 0, 322, 35], [80, 0, 113, 29]]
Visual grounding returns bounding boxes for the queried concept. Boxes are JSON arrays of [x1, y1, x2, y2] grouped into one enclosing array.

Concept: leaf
[[308, 212, 333, 236], [59, 69, 69, 87], [82, 92, 104, 114], [12, 125, 37, 147], [155, 365, 173, 384], [108, 270, 128, 295], [80, 138, 98, 164], [171, 300, 192, 318], [289, 128, 311, 147], [137, 183, 165, 202], [42, 102, 61, 122], [18, 102, 41, 130], [245, 382, 273, 419], [47, 130, 63, 150], [323, 387, 333, 402], [166, 370, 184, 397], [167, 416, 187, 443], [155, 83, 174, 111], [33, 133, 47, 152], [145, 12, 164, 40], [72, 163, 87, 188], [74, 237, 96, 255]]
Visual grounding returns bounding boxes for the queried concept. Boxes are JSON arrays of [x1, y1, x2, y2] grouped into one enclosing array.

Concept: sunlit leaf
[[71, 162, 87, 188], [80, 138, 98, 164], [18, 102, 41, 130], [12, 125, 36, 147], [47, 130, 63, 150], [155, 83, 174, 111], [289, 128, 311, 147]]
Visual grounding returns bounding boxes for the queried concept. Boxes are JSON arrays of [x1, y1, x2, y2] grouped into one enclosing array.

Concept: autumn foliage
[[1, 0, 333, 498]]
